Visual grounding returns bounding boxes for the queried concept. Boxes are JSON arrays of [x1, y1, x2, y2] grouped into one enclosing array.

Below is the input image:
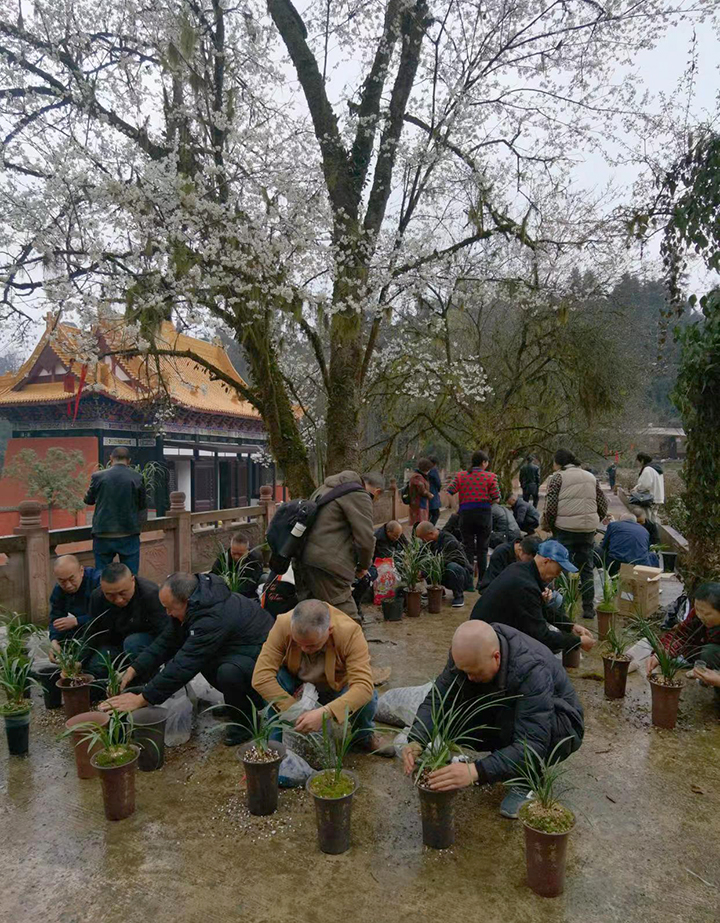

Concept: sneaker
[[582, 608, 595, 620], [452, 594, 465, 608], [352, 733, 395, 757], [500, 788, 533, 819]]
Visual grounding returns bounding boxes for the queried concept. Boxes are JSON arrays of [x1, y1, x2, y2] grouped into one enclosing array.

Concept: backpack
[[400, 482, 411, 505], [265, 482, 366, 576]]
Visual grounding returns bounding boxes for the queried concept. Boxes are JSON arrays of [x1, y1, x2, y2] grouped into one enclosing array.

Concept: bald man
[[403, 620, 584, 818], [373, 521, 408, 560], [48, 555, 101, 655], [416, 520, 472, 607]]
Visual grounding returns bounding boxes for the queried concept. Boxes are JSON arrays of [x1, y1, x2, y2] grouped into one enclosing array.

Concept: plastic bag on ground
[[375, 683, 432, 728], [281, 683, 323, 768], [393, 727, 410, 759], [186, 674, 224, 707], [163, 688, 194, 746], [278, 750, 314, 788], [373, 557, 400, 605]]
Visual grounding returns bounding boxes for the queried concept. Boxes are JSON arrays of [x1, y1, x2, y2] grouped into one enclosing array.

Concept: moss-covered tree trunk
[[671, 291, 720, 592]]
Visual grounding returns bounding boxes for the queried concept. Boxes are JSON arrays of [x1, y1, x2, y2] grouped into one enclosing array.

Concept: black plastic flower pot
[[382, 597, 404, 621], [418, 785, 456, 849], [131, 706, 168, 772], [4, 710, 31, 756], [238, 741, 286, 815], [562, 647, 581, 669], [34, 664, 62, 709], [306, 770, 358, 854]]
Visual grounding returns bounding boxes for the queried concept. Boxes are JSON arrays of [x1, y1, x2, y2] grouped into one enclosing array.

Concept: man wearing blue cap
[[470, 539, 595, 656]]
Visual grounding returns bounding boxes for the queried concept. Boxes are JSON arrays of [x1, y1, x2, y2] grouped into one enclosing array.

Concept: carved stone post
[[14, 500, 50, 625], [258, 484, 277, 539], [168, 491, 192, 574]]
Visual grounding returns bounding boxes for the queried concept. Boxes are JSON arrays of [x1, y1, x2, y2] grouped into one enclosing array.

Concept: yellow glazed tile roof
[[0, 317, 260, 420]]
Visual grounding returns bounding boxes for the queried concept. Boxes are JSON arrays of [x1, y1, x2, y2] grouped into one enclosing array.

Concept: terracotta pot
[[65, 710, 111, 779], [562, 646, 581, 669], [649, 677, 683, 729], [306, 770, 358, 854], [57, 675, 95, 720], [603, 657, 630, 699], [91, 745, 140, 821], [523, 818, 574, 897], [418, 786, 455, 849], [427, 586, 444, 614], [405, 590, 422, 618], [238, 741, 286, 816], [595, 608, 615, 642]]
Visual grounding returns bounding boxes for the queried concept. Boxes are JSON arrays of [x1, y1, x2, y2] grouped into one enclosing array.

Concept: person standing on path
[[427, 458, 443, 526], [446, 450, 500, 588], [632, 453, 665, 522], [519, 456, 541, 506], [84, 446, 146, 574], [407, 458, 434, 528], [300, 470, 383, 622], [542, 448, 608, 619]]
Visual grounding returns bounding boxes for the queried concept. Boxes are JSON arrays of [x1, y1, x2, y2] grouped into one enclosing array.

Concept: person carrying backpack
[[299, 470, 384, 623]]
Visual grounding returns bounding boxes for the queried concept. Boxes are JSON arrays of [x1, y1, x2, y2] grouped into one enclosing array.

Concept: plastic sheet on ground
[[375, 683, 432, 728], [186, 674, 224, 707], [164, 688, 194, 747], [278, 750, 314, 788]]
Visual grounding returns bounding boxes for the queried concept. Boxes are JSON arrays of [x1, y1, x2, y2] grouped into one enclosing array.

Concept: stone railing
[[0, 486, 277, 625]]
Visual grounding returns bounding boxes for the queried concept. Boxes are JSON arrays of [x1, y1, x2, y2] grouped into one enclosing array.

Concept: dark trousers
[[554, 529, 596, 613], [442, 562, 467, 597], [522, 485, 539, 506], [86, 631, 154, 679], [429, 507, 441, 526], [203, 645, 264, 723], [93, 535, 141, 575], [461, 507, 492, 582]]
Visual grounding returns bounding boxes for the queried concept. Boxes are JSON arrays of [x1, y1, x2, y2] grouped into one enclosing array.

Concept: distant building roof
[[641, 426, 686, 438], [0, 315, 260, 421]]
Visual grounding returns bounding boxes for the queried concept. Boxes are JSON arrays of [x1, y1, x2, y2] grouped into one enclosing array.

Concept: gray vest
[[555, 466, 600, 533]]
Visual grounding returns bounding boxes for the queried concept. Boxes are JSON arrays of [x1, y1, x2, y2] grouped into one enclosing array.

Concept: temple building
[[0, 315, 271, 531]]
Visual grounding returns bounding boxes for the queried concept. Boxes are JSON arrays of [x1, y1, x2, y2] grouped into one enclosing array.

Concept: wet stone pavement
[[2, 539, 720, 921]]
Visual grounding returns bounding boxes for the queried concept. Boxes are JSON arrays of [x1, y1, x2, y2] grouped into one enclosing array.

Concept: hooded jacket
[[410, 624, 584, 784], [633, 464, 665, 504], [301, 471, 375, 580], [132, 573, 274, 705]]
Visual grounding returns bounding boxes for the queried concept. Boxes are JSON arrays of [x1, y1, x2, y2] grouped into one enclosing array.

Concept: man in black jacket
[[102, 572, 274, 745], [403, 620, 584, 817], [84, 563, 169, 678], [470, 540, 595, 656], [373, 521, 408, 559], [519, 456, 541, 506], [84, 446, 146, 574], [210, 531, 264, 599], [479, 535, 540, 592], [507, 493, 540, 533], [416, 521, 472, 608]]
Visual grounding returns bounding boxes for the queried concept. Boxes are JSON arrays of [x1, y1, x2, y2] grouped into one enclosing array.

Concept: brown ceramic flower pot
[[91, 745, 140, 821], [405, 590, 422, 618], [603, 656, 630, 699], [523, 818, 574, 897], [65, 710, 111, 779], [57, 675, 95, 720], [418, 786, 456, 849], [562, 647, 581, 669], [649, 677, 683, 729], [238, 741, 286, 816], [427, 586, 444, 614], [595, 608, 615, 642]]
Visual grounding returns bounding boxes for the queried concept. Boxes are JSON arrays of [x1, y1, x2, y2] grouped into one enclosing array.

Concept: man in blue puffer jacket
[[403, 620, 584, 818]]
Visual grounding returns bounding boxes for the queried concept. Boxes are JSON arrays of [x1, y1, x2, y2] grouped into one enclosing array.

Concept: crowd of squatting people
[[41, 443, 719, 820]]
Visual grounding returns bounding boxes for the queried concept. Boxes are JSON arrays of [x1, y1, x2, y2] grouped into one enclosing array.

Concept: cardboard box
[[616, 563, 663, 617]]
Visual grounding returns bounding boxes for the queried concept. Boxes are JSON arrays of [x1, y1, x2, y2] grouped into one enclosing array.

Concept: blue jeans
[[93, 535, 141, 575], [86, 632, 154, 679], [269, 666, 378, 744]]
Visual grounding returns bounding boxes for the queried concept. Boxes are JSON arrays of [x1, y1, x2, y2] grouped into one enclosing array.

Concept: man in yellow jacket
[[252, 599, 382, 750]]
